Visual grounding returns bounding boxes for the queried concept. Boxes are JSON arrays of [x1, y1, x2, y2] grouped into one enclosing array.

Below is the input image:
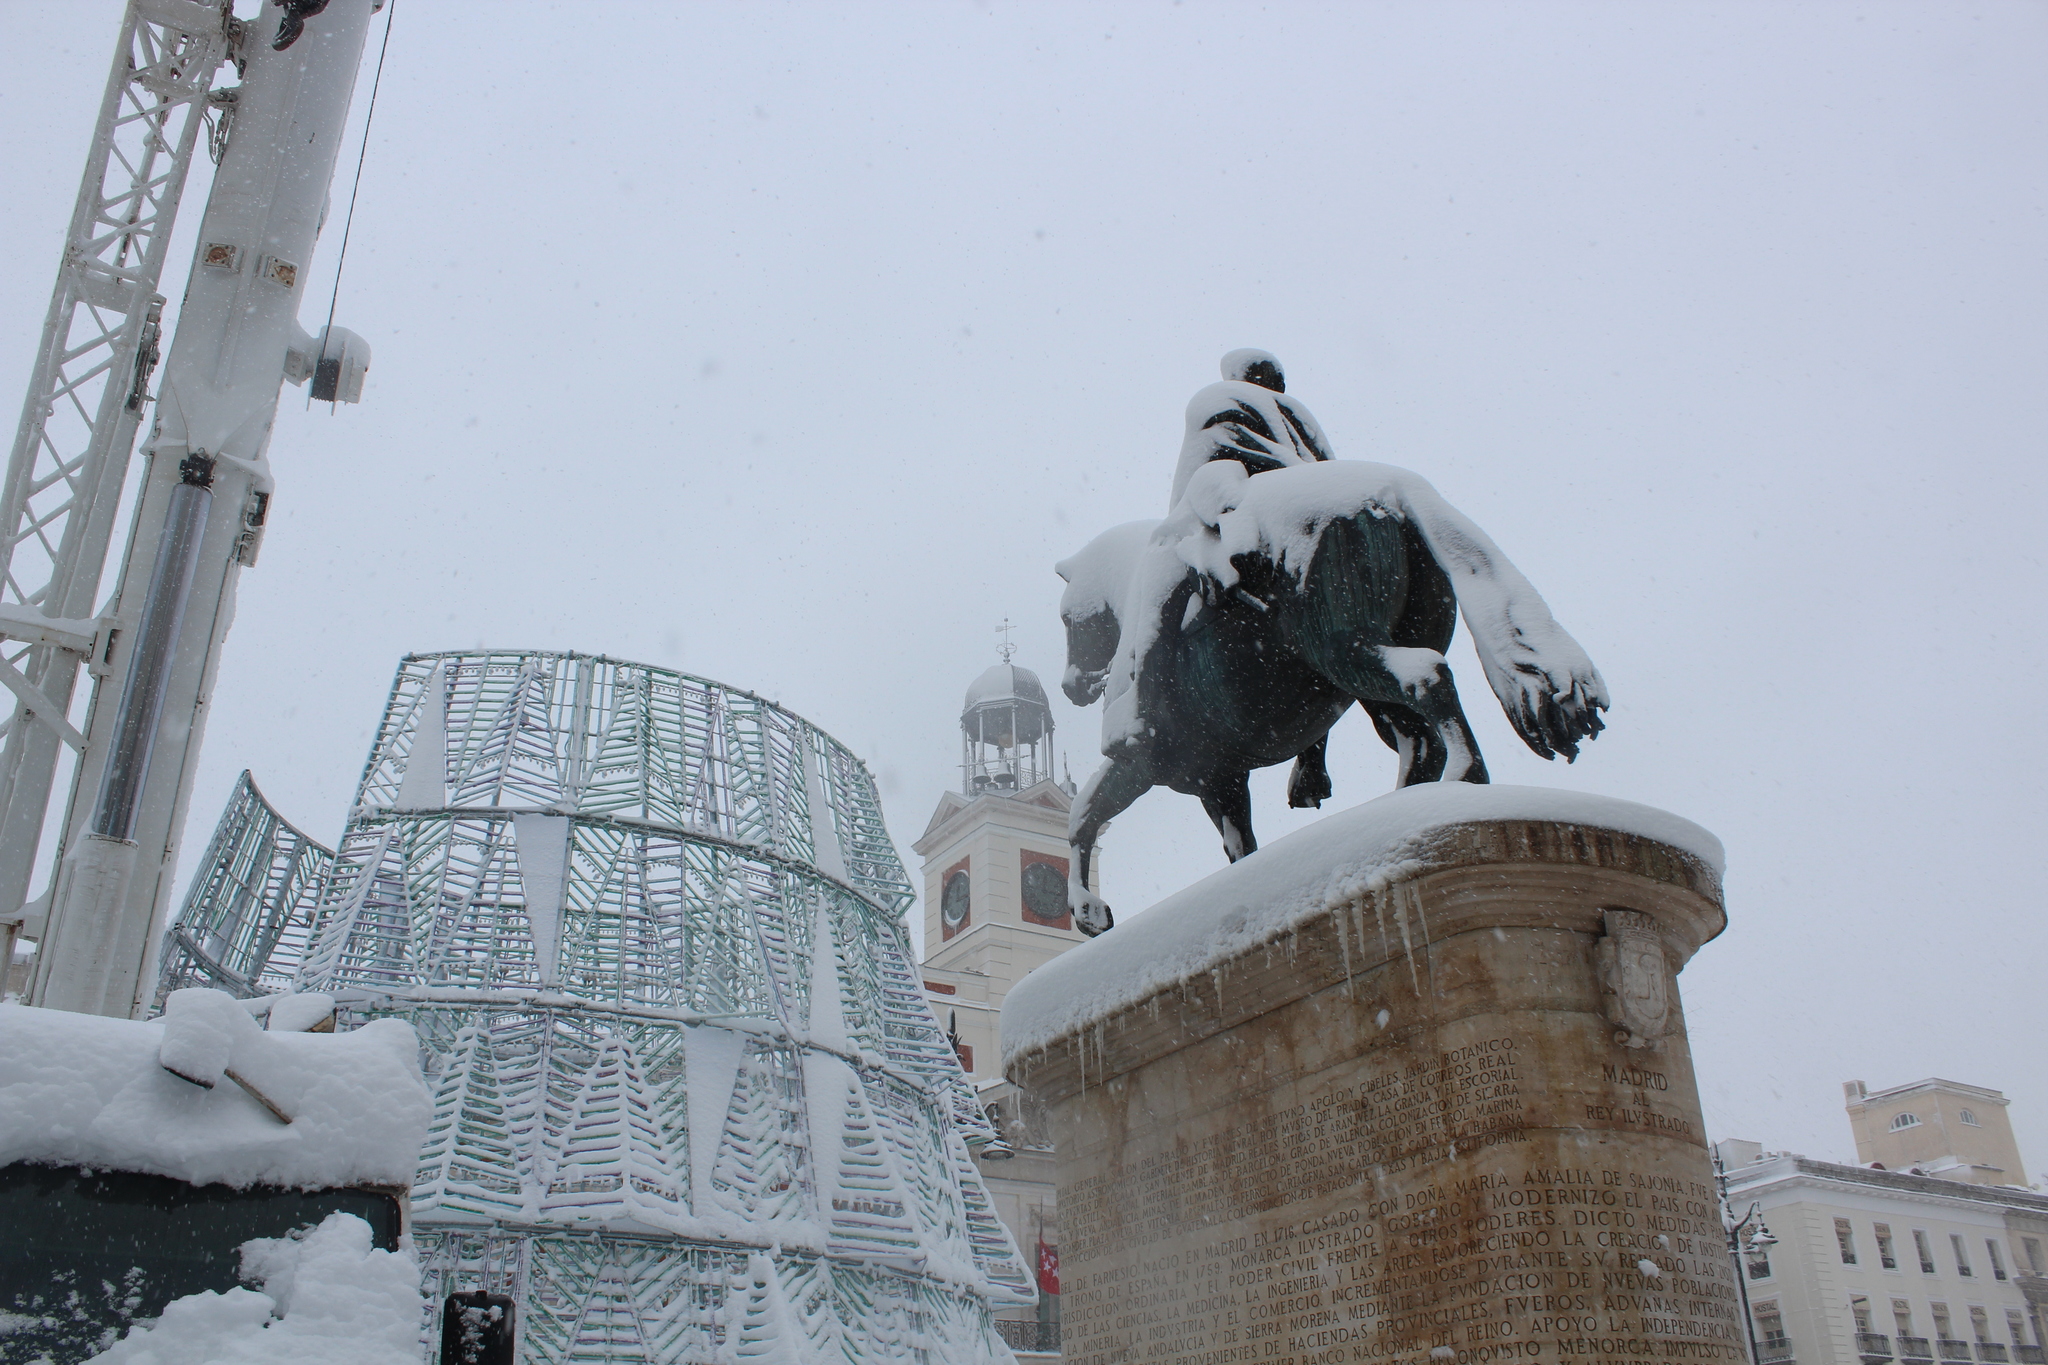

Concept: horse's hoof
[[1074, 897, 1114, 938]]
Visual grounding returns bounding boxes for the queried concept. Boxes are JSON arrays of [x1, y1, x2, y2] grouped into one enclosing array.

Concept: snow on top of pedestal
[[0, 996, 429, 1191], [1001, 784, 1721, 1064]]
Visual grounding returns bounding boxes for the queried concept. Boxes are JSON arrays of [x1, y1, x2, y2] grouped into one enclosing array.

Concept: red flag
[[1037, 1237, 1059, 1296]]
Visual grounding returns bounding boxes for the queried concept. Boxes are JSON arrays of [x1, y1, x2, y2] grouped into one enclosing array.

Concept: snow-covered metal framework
[[153, 770, 333, 1003], [160, 650, 1036, 1363]]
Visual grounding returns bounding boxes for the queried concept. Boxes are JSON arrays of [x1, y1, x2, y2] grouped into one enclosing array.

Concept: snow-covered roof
[[1001, 783, 1722, 1066], [962, 662, 1049, 715], [0, 994, 429, 1191]]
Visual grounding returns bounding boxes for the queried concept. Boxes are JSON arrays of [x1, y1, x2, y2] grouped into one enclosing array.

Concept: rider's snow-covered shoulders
[[1168, 458, 1444, 588]]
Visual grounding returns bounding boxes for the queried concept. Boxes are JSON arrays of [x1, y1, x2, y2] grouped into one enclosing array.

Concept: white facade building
[[1718, 1145, 2048, 1365]]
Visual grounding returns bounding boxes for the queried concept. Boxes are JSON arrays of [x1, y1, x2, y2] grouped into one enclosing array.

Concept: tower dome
[[962, 663, 1051, 746], [961, 661, 1053, 795]]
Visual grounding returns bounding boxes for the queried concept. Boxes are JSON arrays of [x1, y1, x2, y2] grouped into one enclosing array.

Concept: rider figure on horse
[[1058, 351, 1609, 937]]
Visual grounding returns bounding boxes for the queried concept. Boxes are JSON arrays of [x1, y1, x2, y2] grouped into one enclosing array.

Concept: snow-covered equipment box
[[0, 990, 428, 1364]]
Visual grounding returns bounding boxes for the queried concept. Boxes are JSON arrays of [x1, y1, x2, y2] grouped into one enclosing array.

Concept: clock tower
[[915, 654, 1093, 1076], [916, 649, 1090, 1356]]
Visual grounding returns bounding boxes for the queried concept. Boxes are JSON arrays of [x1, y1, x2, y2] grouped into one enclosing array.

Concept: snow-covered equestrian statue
[[1058, 351, 1608, 937]]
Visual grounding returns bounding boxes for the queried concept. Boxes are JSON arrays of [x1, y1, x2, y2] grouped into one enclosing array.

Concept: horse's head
[[1055, 520, 1153, 707], [1060, 609, 1118, 706]]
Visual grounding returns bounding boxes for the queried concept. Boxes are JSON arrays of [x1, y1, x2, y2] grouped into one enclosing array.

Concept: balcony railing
[[1977, 1346, 2008, 1363], [996, 1319, 1061, 1353], [1899, 1336, 1934, 1361], [2013, 1346, 2043, 1365], [1860, 1334, 1898, 1361], [1759, 1342, 1797, 1364], [1939, 1340, 1976, 1362]]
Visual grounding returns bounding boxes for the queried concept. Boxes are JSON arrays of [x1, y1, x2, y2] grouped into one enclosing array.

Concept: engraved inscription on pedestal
[[1057, 1043, 1739, 1365], [1010, 817, 1732, 1365]]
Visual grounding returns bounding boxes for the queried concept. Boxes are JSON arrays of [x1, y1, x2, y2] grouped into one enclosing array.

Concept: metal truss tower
[[0, 1, 235, 975], [158, 650, 1037, 1363], [2, 0, 375, 1018]]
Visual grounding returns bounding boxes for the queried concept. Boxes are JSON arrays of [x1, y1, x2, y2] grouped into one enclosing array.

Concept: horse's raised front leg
[[1197, 771, 1257, 862], [1068, 754, 1155, 937]]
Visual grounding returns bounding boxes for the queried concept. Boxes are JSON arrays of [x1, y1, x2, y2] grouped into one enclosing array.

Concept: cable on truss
[[310, 0, 396, 411]]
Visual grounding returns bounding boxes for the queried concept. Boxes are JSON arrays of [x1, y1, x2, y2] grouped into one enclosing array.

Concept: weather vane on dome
[[996, 617, 1017, 664]]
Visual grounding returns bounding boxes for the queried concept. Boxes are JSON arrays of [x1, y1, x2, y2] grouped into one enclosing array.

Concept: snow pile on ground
[[1001, 783, 1721, 1064], [0, 990, 428, 1189], [82, 1212, 424, 1365]]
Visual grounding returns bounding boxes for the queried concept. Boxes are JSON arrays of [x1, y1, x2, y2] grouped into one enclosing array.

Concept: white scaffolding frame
[[0, 2, 234, 926]]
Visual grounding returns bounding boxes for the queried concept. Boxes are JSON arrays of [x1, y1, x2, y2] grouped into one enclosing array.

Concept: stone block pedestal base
[[1005, 803, 1736, 1365]]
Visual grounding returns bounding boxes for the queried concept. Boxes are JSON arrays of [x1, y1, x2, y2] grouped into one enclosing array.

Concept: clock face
[[1021, 860, 1068, 925], [940, 871, 970, 927]]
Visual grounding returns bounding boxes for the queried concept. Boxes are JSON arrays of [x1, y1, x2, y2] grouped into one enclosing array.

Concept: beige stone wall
[[1846, 1083, 2028, 1186], [1009, 819, 1731, 1365]]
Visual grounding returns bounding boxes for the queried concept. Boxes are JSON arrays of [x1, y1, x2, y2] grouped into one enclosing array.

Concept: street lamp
[[1716, 1144, 1778, 1365]]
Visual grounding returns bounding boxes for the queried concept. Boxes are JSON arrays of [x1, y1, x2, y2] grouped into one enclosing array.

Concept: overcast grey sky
[[4, 2, 2043, 1172]]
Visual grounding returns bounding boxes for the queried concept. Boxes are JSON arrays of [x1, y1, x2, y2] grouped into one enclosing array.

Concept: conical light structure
[[156, 650, 1033, 1362]]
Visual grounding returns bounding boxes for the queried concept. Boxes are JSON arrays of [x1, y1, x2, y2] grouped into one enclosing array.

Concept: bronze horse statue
[[1057, 352, 1608, 936]]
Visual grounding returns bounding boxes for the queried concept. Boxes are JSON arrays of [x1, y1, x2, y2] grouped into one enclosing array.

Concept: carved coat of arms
[[1597, 909, 1671, 1047]]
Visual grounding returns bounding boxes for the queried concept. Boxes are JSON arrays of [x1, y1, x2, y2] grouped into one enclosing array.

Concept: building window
[[1915, 1231, 1938, 1274], [1756, 1304, 1790, 1357], [2024, 1238, 2045, 1276], [1894, 1302, 1915, 1337], [1750, 1247, 1775, 1280], [1854, 1297, 1874, 1333], [2008, 1314, 2029, 1347], [1839, 1220, 1861, 1265], [1972, 1309, 1993, 1345], [1959, 1110, 1980, 1127], [1952, 1236, 1973, 1277], [1893, 1113, 1923, 1131], [1877, 1225, 1899, 1270], [1987, 1242, 2007, 1282], [1934, 1305, 1954, 1345]]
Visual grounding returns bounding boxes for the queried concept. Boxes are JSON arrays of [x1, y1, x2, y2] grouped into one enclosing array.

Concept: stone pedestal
[[1004, 792, 1733, 1365]]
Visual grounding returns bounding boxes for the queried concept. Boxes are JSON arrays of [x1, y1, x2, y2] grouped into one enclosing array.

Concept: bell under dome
[[960, 661, 1053, 794]]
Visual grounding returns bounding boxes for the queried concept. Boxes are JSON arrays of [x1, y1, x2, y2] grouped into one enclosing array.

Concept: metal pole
[[1716, 1145, 1765, 1365], [91, 456, 214, 843]]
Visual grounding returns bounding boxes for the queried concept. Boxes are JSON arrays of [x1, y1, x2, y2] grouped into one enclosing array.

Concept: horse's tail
[[1394, 478, 1609, 761]]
